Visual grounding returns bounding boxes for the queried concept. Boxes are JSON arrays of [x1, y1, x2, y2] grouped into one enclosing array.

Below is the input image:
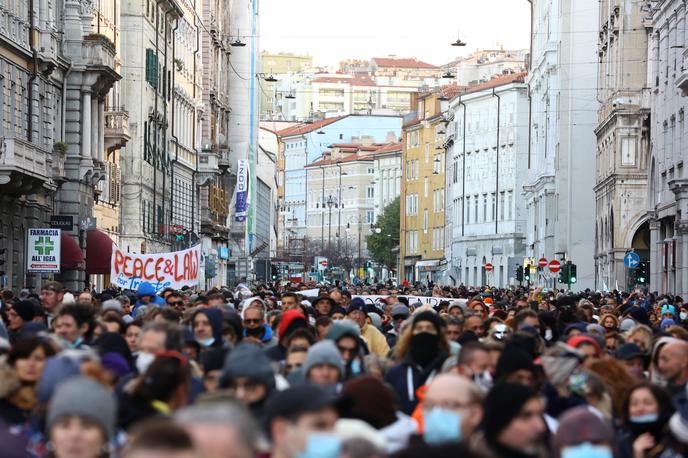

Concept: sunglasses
[[167, 300, 184, 306], [244, 318, 261, 325]]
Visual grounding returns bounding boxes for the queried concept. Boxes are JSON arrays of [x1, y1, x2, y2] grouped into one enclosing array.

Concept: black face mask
[[410, 332, 440, 367], [245, 326, 263, 337]]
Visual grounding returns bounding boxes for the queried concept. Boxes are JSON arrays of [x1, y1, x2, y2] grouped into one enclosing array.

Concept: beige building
[[594, 0, 651, 290]]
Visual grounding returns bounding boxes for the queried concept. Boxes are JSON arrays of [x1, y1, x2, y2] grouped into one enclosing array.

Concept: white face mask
[[545, 329, 553, 341], [136, 352, 155, 375], [681, 312, 688, 321]]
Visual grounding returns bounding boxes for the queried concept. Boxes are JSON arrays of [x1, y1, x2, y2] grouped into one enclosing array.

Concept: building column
[[91, 97, 98, 163], [681, 223, 688, 297], [650, 217, 661, 292], [98, 100, 105, 163], [81, 89, 92, 161]]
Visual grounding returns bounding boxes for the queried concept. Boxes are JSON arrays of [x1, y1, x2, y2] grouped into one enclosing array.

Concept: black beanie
[[12, 300, 36, 322], [483, 382, 538, 440], [494, 343, 536, 382], [412, 311, 444, 332]]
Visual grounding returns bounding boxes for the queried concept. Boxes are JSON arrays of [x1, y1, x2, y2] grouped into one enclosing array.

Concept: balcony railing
[[104, 109, 130, 151], [0, 137, 50, 180], [0, 8, 30, 53]]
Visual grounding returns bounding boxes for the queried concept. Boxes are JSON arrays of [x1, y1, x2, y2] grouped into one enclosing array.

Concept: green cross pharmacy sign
[[27, 228, 61, 273]]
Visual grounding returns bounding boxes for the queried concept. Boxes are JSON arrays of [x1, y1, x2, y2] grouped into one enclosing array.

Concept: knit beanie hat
[[220, 342, 276, 391], [494, 343, 536, 382], [412, 310, 444, 332], [12, 300, 36, 322], [47, 376, 116, 439], [553, 406, 616, 458], [326, 319, 360, 342], [482, 382, 538, 441], [339, 375, 397, 429], [303, 340, 345, 379]]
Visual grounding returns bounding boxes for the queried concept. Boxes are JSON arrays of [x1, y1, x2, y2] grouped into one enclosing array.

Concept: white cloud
[[259, 0, 531, 66]]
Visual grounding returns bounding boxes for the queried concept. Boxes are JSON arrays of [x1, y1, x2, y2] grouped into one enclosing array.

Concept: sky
[[259, 0, 531, 67]]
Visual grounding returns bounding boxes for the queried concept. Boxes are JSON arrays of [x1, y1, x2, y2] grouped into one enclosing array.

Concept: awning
[[86, 229, 114, 274], [415, 259, 442, 272], [60, 233, 84, 270]]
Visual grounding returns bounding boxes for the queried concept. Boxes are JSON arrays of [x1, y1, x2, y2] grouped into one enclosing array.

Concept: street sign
[[624, 251, 640, 268], [484, 263, 494, 272], [80, 217, 96, 231], [50, 215, 73, 231], [538, 257, 548, 268], [320, 259, 328, 268], [27, 228, 61, 273], [548, 260, 561, 273]]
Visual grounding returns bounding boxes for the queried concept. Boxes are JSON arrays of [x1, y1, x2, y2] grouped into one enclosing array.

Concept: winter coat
[[384, 350, 448, 415], [0, 362, 37, 427], [469, 431, 549, 458], [132, 281, 165, 316]]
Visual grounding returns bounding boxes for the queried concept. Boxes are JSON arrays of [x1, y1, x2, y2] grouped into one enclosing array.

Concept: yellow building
[[261, 52, 313, 75], [400, 92, 447, 283]]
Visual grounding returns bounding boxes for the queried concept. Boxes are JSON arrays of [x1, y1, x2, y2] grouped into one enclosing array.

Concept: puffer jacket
[[0, 361, 37, 427]]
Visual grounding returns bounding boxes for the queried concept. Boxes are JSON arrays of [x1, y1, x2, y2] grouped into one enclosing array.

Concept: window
[[146, 49, 158, 88], [466, 196, 471, 223], [367, 211, 374, 224], [424, 177, 428, 197], [508, 191, 513, 220], [491, 193, 496, 221], [415, 160, 419, 179], [483, 194, 488, 222], [499, 192, 505, 221], [474, 195, 479, 223], [424, 209, 428, 233], [425, 143, 430, 162], [368, 167, 375, 174], [367, 186, 374, 199]]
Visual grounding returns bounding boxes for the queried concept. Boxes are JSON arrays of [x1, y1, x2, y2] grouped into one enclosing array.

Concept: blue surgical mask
[[631, 413, 658, 423], [296, 433, 341, 458], [351, 359, 362, 375], [197, 337, 215, 347], [562, 443, 613, 458], [680, 312, 687, 321], [423, 407, 462, 445]]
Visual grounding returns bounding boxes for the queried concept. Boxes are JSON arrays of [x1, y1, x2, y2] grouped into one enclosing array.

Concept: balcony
[[104, 109, 131, 151], [0, 8, 30, 54], [0, 137, 52, 195], [83, 34, 117, 69]]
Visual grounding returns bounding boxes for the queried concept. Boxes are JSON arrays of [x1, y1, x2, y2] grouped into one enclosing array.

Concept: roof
[[372, 57, 439, 69], [277, 116, 348, 137], [372, 142, 403, 154], [331, 143, 379, 152], [306, 153, 374, 168], [453, 72, 527, 98]]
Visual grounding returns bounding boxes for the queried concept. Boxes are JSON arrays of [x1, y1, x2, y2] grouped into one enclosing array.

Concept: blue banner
[[235, 159, 249, 222]]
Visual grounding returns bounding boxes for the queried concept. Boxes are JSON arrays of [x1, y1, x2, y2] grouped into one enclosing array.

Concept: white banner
[[110, 244, 201, 292], [299, 288, 321, 297], [27, 228, 61, 273], [353, 295, 466, 308]]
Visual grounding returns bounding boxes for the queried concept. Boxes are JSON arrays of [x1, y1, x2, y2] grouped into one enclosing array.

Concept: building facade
[[444, 74, 530, 288], [594, 0, 651, 291], [400, 93, 448, 283], [444, 48, 528, 87], [523, 0, 599, 289], [372, 142, 403, 217], [648, 0, 688, 295]]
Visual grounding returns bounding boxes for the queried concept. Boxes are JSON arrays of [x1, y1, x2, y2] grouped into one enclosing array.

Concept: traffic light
[[569, 263, 577, 284], [516, 265, 524, 282], [524, 264, 531, 281], [636, 262, 648, 284], [558, 263, 568, 284]]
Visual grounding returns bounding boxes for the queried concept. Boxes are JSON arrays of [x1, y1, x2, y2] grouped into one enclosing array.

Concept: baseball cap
[[615, 343, 645, 361]]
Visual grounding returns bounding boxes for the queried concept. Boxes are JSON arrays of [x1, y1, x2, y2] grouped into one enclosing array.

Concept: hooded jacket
[[192, 308, 224, 348], [384, 349, 448, 415], [132, 282, 165, 316], [265, 309, 307, 362]]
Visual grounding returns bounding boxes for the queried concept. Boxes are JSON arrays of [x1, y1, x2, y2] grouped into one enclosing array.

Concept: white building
[[444, 74, 530, 287], [444, 48, 528, 87], [523, 0, 599, 289], [372, 143, 403, 216], [648, 0, 688, 295]]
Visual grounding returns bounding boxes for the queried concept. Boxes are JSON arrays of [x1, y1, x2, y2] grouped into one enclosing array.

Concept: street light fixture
[[451, 33, 467, 47], [231, 28, 247, 47]]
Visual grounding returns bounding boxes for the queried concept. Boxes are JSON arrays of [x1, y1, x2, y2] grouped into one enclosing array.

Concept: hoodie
[[192, 308, 224, 348], [264, 309, 307, 362], [132, 281, 165, 316], [220, 343, 275, 418]]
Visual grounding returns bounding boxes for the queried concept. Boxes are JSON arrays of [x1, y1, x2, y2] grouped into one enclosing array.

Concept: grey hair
[[174, 401, 257, 452]]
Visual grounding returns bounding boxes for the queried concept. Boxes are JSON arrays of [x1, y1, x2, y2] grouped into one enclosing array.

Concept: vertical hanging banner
[[110, 244, 201, 291], [235, 159, 250, 222], [27, 228, 61, 273]]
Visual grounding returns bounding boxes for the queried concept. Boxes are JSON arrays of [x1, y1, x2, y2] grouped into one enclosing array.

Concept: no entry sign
[[484, 263, 494, 272], [548, 260, 561, 273], [538, 257, 548, 268]]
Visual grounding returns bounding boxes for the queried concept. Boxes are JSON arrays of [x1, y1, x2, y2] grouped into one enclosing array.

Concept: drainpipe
[[170, 16, 180, 232], [190, 0, 200, 240], [527, 0, 533, 168], [492, 88, 501, 235], [161, 7, 173, 240], [152, 1, 162, 235], [458, 96, 466, 237], [27, 0, 38, 142]]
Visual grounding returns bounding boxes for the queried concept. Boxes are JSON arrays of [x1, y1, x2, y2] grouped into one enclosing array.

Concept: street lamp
[[326, 195, 335, 252]]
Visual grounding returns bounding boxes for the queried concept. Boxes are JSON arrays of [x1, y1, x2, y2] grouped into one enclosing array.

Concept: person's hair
[[513, 309, 538, 329], [123, 418, 194, 457], [621, 381, 675, 424], [134, 353, 191, 403], [315, 316, 333, 328], [624, 324, 653, 347], [101, 312, 125, 333], [41, 281, 64, 293], [588, 358, 637, 419], [165, 292, 182, 301], [666, 325, 688, 341], [141, 321, 184, 351], [175, 401, 257, 454], [158, 307, 182, 323], [57, 304, 96, 339], [285, 327, 316, 348], [445, 316, 463, 327], [207, 292, 224, 303], [8, 337, 56, 365], [457, 341, 488, 367], [244, 304, 266, 320]]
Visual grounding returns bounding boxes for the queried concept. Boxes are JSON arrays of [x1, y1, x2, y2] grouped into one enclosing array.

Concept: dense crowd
[[2, 279, 688, 458]]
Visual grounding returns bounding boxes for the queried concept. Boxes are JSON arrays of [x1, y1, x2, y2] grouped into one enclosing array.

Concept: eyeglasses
[[337, 345, 357, 356], [167, 301, 184, 306], [244, 318, 262, 325]]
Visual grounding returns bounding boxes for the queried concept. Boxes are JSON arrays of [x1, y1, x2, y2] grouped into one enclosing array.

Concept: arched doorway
[[627, 221, 650, 289]]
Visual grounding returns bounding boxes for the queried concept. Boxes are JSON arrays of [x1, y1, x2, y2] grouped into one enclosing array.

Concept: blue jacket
[[132, 281, 165, 317]]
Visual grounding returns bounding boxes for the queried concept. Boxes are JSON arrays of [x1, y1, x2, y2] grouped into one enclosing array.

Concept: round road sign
[[548, 260, 561, 273], [538, 257, 548, 268], [484, 263, 494, 272]]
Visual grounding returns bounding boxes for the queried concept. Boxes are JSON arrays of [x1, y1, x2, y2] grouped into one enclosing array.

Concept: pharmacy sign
[[27, 228, 61, 273]]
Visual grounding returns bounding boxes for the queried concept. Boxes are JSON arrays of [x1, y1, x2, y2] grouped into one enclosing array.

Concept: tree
[[366, 197, 400, 270]]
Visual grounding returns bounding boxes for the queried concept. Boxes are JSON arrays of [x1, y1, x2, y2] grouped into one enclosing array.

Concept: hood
[[136, 281, 157, 299], [242, 323, 274, 343], [193, 308, 224, 345]]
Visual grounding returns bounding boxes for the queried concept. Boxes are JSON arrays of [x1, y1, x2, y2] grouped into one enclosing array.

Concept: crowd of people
[[2, 279, 688, 458]]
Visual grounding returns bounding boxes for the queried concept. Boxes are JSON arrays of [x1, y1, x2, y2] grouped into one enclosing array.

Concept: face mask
[[410, 332, 440, 367], [681, 312, 687, 321], [562, 443, 613, 458], [544, 329, 553, 341], [245, 327, 263, 337], [350, 359, 362, 376], [197, 337, 215, 347], [472, 370, 493, 391], [631, 413, 658, 423], [296, 433, 341, 458], [423, 407, 462, 445], [136, 352, 155, 375]]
